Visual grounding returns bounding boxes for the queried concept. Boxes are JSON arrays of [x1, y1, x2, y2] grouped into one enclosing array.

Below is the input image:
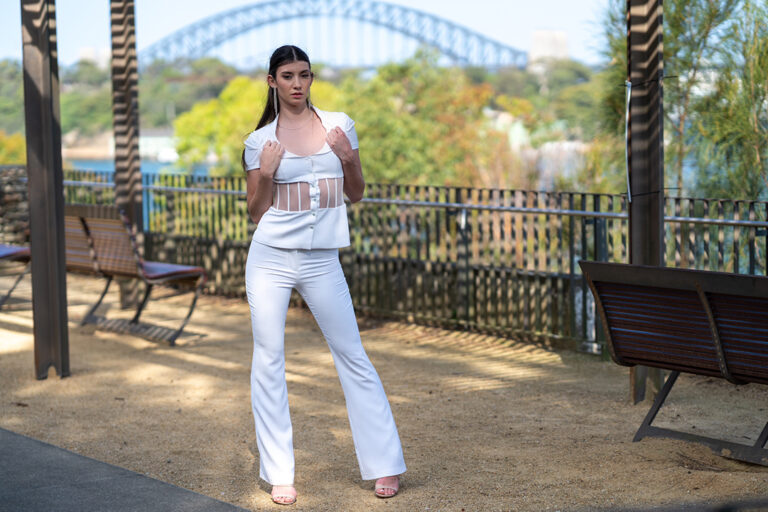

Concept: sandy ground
[[1, 271, 768, 511]]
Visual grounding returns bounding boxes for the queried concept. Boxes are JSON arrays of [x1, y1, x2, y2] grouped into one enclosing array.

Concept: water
[[69, 159, 210, 175], [68, 159, 214, 231]]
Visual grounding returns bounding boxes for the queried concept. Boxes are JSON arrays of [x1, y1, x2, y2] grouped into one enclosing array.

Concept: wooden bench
[[579, 261, 768, 466], [0, 244, 31, 309], [65, 205, 207, 345]]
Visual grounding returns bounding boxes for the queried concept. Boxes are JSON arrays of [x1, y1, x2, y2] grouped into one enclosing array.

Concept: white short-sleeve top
[[243, 108, 358, 250]]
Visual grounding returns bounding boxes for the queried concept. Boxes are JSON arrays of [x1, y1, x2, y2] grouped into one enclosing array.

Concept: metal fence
[[2, 166, 767, 351]]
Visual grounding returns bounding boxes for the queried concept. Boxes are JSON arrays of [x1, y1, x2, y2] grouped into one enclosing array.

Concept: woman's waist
[[271, 177, 344, 212]]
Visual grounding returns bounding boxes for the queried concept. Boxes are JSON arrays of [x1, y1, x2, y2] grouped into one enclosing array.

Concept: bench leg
[[634, 370, 768, 466], [0, 267, 28, 310], [81, 276, 113, 325], [756, 422, 768, 449], [633, 370, 678, 442], [166, 279, 204, 347], [130, 284, 153, 325]]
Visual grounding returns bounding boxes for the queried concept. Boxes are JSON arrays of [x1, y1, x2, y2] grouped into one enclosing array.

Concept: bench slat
[[596, 281, 721, 371], [85, 217, 141, 278], [64, 216, 98, 274], [581, 260, 768, 386], [711, 293, 768, 382]]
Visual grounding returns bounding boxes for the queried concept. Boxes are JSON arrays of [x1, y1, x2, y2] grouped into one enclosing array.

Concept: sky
[[0, 0, 608, 67]]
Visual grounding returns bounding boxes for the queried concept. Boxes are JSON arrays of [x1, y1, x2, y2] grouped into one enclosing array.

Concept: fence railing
[[2, 166, 767, 352]]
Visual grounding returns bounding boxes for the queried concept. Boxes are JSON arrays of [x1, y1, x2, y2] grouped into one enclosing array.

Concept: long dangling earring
[[272, 87, 279, 114], [307, 92, 313, 110]]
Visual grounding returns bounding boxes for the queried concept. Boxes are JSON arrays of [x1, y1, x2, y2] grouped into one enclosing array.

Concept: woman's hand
[[260, 140, 285, 178], [327, 126, 365, 203], [326, 127, 355, 164]]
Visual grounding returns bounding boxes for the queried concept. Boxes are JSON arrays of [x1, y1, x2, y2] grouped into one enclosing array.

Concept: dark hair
[[256, 45, 312, 130], [242, 45, 312, 171]]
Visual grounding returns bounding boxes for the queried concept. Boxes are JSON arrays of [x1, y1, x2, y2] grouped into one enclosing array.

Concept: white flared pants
[[245, 240, 407, 485]]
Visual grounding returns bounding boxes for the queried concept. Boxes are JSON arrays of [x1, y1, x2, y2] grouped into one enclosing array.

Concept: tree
[[693, 0, 768, 199], [60, 88, 113, 136], [61, 59, 109, 89], [337, 50, 516, 187], [600, 0, 741, 197], [0, 131, 25, 165], [663, 0, 739, 195], [552, 73, 605, 141], [491, 67, 540, 100], [555, 134, 624, 193], [140, 57, 239, 129], [0, 60, 25, 135]]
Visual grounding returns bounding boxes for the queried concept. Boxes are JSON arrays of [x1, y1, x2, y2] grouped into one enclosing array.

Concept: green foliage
[[0, 130, 25, 164], [594, 0, 768, 199], [0, 60, 25, 135], [555, 135, 624, 194], [599, 0, 629, 137], [174, 76, 264, 177], [693, 0, 768, 199], [536, 58, 593, 99], [491, 67, 541, 99], [492, 58, 602, 148], [139, 58, 239, 128], [552, 74, 604, 141], [336, 50, 509, 186], [60, 87, 113, 136], [62, 60, 109, 88], [663, 0, 739, 194]]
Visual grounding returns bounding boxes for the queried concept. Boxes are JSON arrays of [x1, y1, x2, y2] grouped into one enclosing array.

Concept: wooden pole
[[110, 0, 143, 307], [627, 0, 665, 403], [20, 0, 70, 379]]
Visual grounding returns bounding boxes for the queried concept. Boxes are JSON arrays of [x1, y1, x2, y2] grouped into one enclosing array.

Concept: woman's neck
[[279, 104, 311, 122]]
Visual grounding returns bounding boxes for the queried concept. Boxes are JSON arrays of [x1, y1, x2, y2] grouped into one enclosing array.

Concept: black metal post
[[627, 0, 665, 402], [20, 0, 70, 379], [110, 0, 143, 307]]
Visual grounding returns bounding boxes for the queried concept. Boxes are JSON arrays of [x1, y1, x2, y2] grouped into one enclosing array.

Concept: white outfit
[[243, 109, 406, 485], [243, 108, 357, 250]]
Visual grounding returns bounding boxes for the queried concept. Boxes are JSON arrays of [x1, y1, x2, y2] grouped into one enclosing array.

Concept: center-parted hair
[[242, 45, 312, 172], [256, 45, 312, 130]]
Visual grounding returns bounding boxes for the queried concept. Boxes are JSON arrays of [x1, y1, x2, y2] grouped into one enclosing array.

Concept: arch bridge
[[139, 0, 527, 69]]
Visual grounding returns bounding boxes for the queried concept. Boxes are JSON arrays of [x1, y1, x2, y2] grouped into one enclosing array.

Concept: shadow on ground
[[1, 273, 767, 511]]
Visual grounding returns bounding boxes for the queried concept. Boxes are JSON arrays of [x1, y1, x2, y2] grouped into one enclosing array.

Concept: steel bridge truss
[[140, 0, 527, 69]]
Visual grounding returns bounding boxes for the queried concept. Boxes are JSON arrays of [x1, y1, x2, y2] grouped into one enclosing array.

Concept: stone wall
[[0, 166, 29, 245]]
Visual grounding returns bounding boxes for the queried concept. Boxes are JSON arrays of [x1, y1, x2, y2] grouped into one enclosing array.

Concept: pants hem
[[361, 463, 407, 481]]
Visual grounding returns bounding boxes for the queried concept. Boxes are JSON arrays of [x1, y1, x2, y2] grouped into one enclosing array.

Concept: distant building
[[140, 128, 178, 163], [529, 30, 569, 61], [527, 30, 569, 76], [77, 47, 111, 69], [62, 128, 178, 163]]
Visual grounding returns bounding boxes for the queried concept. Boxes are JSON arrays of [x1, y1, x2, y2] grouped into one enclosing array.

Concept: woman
[[242, 45, 406, 505]]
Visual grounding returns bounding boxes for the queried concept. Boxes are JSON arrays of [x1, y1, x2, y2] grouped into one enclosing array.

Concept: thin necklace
[[277, 110, 313, 130]]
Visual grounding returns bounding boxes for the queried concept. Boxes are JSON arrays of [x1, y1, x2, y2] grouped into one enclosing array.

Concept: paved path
[[0, 428, 247, 512]]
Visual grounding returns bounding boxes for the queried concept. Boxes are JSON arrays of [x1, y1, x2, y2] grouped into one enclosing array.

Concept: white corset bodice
[[243, 108, 358, 250]]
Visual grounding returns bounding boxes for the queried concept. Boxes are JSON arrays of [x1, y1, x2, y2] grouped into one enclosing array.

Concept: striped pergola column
[[20, 0, 70, 379], [627, 0, 665, 402], [110, 0, 143, 306]]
